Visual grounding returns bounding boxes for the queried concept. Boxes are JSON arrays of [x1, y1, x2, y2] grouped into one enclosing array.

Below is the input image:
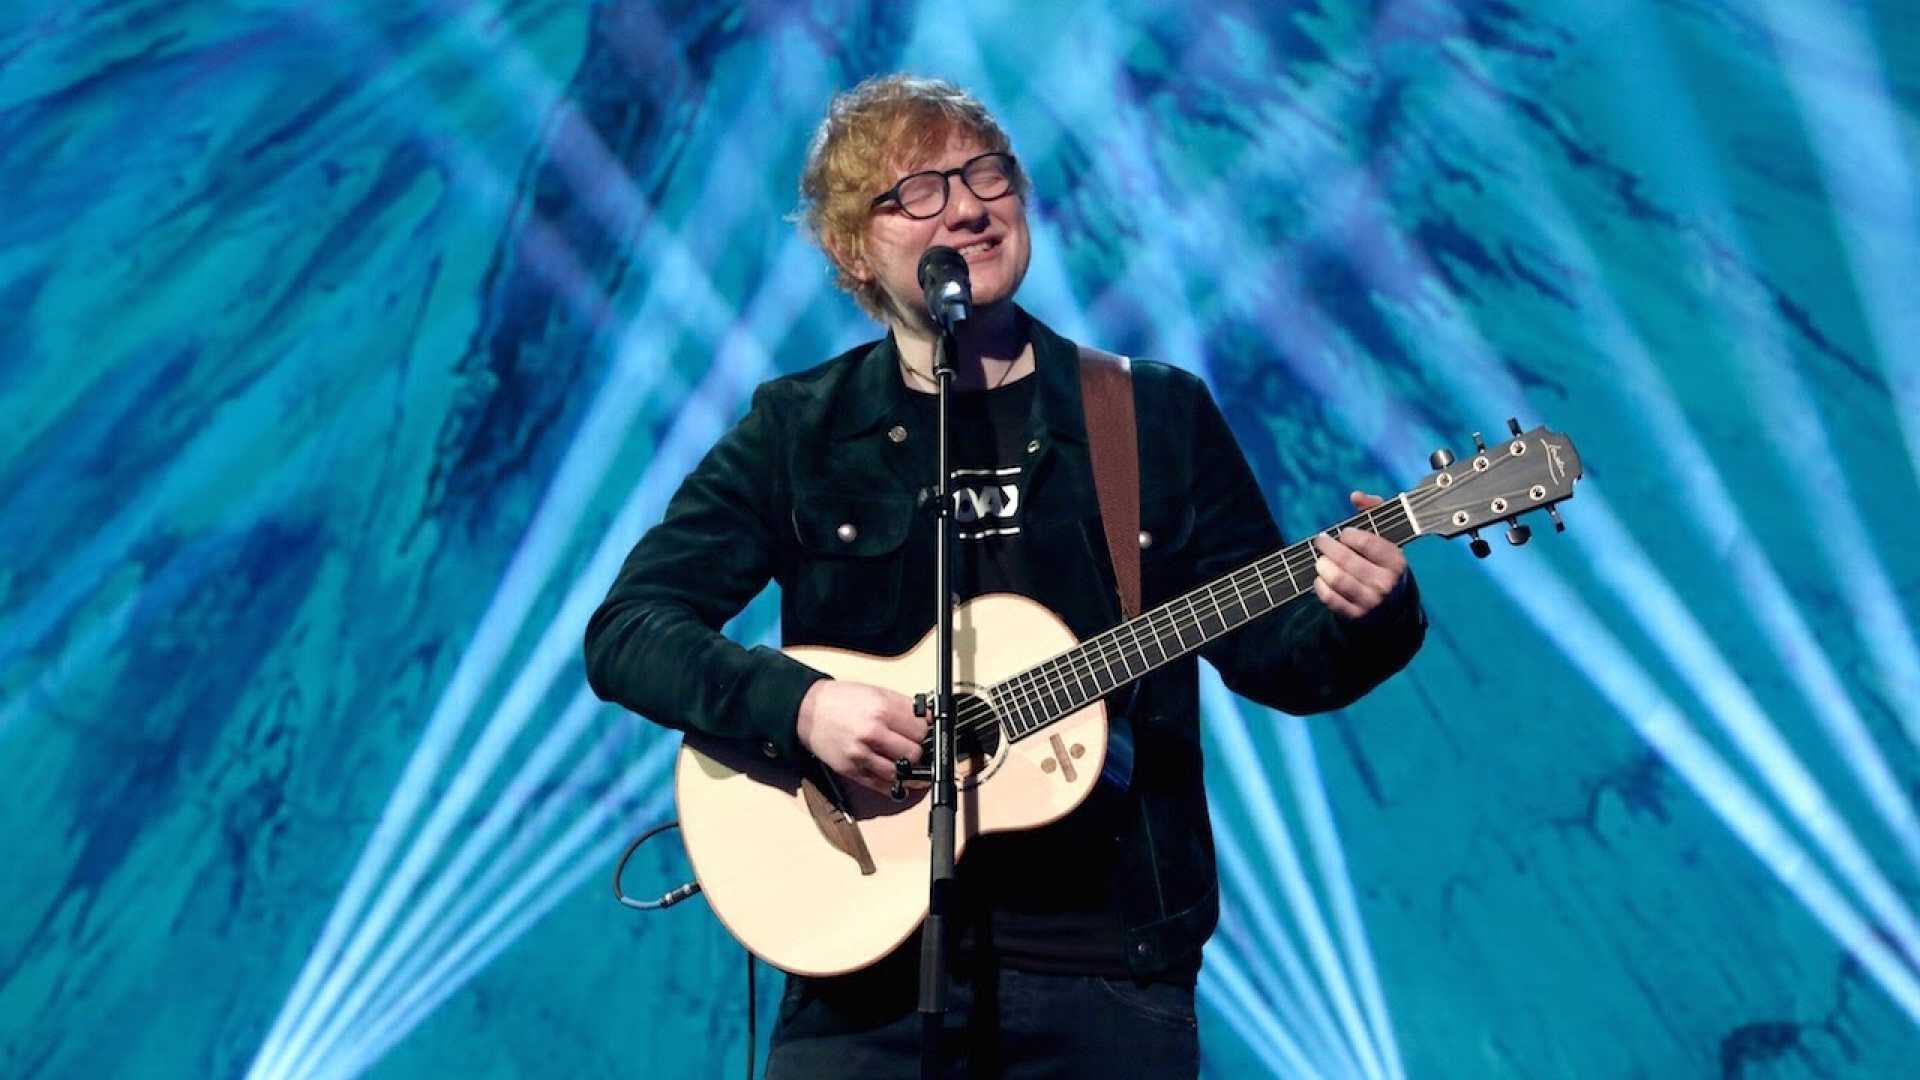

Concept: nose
[[942, 178, 988, 228]]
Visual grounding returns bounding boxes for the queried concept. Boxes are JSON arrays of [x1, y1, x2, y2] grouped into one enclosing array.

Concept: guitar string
[[996, 497, 1418, 725], [1030, 457, 1549, 720], [990, 483, 1460, 735], [929, 457, 1549, 746], [993, 513, 1398, 735]]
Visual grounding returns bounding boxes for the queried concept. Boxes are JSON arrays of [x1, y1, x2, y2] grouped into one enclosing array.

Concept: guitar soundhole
[[917, 689, 1004, 764]]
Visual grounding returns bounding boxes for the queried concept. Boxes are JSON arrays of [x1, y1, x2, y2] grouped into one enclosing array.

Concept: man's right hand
[[795, 680, 926, 795]]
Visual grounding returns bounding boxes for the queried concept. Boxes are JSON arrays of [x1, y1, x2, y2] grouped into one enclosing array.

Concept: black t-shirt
[[905, 376, 1132, 977]]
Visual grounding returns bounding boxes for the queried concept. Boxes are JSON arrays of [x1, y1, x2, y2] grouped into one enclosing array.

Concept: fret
[[1072, 648, 1101, 701], [1144, 613, 1172, 664], [1114, 625, 1141, 679], [1223, 572, 1250, 625], [1097, 634, 1130, 686], [1015, 667, 1042, 725], [1169, 599, 1194, 651], [1051, 665, 1077, 710], [1044, 664, 1075, 714], [1061, 655, 1090, 707], [1199, 587, 1227, 639], [1290, 544, 1315, 593], [1091, 644, 1116, 694], [990, 493, 1428, 738], [993, 682, 1018, 737], [1238, 567, 1265, 617], [1004, 676, 1037, 738], [1059, 651, 1086, 706]]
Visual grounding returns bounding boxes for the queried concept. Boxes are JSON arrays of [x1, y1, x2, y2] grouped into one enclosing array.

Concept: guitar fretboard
[[987, 497, 1420, 739]]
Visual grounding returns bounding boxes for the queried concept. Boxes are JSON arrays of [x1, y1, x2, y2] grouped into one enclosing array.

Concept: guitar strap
[[1077, 345, 1141, 620]]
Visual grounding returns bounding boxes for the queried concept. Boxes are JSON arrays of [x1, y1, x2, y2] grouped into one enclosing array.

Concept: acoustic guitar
[[674, 422, 1582, 975]]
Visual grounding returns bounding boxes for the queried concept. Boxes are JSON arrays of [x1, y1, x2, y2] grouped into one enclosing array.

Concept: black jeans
[[766, 955, 1199, 1079]]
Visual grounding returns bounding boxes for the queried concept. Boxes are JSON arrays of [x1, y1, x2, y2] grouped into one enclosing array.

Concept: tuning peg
[[1505, 518, 1531, 546], [1506, 417, 1523, 437], [1546, 505, 1566, 533], [1429, 447, 1455, 469], [1471, 431, 1487, 452], [1467, 528, 1491, 558]]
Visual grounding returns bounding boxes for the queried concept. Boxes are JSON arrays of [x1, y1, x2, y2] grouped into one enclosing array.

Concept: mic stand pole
[[916, 320, 961, 1079]]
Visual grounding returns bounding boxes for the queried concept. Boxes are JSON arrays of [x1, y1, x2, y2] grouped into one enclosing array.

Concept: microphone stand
[[915, 293, 965, 1079]]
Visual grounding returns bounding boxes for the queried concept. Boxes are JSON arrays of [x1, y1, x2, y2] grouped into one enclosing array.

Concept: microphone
[[917, 245, 971, 333]]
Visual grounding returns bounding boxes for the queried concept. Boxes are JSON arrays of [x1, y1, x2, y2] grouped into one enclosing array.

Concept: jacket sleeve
[[1181, 376, 1427, 714], [584, 384, 826, 758]]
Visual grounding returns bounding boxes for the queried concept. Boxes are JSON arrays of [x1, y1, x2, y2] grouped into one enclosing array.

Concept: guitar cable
[[612, 819, 702, 911], [613, 819, 759, 1080]]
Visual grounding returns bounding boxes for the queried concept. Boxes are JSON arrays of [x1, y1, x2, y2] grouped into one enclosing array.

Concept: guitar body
[[673, 593, 1109, 976], [668, 421, 1584, 977]]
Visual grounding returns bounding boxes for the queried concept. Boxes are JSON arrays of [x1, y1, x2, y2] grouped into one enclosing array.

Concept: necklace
[[899, 353, 1021, 391]]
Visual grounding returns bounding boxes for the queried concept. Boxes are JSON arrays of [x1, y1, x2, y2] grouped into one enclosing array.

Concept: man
[[585, 75, 1425, 1078]]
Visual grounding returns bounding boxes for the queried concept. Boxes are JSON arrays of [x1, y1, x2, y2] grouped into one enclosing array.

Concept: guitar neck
[[989, 494, 1423, 740]]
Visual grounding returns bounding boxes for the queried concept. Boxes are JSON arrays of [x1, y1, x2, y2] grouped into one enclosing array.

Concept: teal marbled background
[[3, 1, 1918, 1076]]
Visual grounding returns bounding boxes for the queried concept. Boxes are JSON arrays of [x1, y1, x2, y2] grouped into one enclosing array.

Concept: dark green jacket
[[585, 313, 1425, 977]]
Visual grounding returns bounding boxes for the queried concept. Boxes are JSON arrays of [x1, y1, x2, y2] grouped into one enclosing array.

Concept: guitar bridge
[[799, 773, 876, 875]]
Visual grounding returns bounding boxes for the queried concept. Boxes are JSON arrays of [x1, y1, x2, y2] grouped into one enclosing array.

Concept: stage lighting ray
[[255, 250, 814, 1077], [0, 202, 609, 699], [250, 31, 823, 1056], [1272, 30, 1920, 996], [1569, 491, 1920, 967], [257, 116, 821, 1060], [0, 361, 420, 736], [1338, 191, 1920, 994], [1385, 185, 1920, 899], [1446, 2, 1920, 755], [1058, 0, 1416, 369], [1280, 715, 1407, 1080], [1498, 208, 1920, 878], [1206, 676, 1391, 1080], [298, 696, 668, 1077], [1208, 63, 1920, 1029], [1481, 558, 1920, 1025], [276, 689, 610, 1077], [244, 13, 757, 1071], [1754, 0, 1920, 501], [1597, 2, 1920, 751], [322, 742, 679, 1079], [1214, 863, 1372, 1079], [1202, 948, 1352, 1079], [1399, 47, 1920, 931], [252, 297, 795, 1076]]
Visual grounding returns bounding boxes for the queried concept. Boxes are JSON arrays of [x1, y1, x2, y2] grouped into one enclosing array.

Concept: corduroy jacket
[[584, 311, 1426, 978]]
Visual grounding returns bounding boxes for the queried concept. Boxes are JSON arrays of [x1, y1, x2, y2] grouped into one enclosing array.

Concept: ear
[[825, 234, 871, 283]]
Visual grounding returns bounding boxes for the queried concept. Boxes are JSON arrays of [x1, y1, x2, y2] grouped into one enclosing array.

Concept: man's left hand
[[1312, 491, 1409, 621]]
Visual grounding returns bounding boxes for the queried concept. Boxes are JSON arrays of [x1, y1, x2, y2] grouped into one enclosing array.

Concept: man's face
[[853, 131, 1032, 330]]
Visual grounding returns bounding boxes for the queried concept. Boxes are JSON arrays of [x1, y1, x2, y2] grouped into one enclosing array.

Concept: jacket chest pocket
[[786, 488, 915, 640]]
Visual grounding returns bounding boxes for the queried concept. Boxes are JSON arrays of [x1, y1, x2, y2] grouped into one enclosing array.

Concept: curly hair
[[797, 75, 1029, 319]]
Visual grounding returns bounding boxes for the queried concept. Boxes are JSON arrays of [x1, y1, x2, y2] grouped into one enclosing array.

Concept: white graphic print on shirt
[[952, 465, 1022, 540]]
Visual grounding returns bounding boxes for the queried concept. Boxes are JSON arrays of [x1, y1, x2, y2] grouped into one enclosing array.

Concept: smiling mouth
[[955, 237, 999, 258]]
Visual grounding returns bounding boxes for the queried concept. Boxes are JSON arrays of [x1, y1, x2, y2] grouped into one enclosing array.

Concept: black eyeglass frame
[[868, 152, 1021, 219]]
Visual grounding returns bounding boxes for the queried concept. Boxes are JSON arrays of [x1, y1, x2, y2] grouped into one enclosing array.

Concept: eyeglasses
[[869, 152, 1019, 219]]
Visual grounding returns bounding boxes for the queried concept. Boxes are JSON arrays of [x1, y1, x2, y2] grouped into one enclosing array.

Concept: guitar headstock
[[1407, 421, 1582, 556]]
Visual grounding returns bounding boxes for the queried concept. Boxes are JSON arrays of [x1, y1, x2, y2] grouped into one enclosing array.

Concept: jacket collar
[[827, 307, 1089, 444]]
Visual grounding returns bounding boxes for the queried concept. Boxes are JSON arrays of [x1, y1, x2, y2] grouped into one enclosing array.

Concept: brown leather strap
[[1078, 345, 1140, 620]]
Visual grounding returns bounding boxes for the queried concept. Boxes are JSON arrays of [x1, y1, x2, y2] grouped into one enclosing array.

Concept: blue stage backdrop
[[4, 1, 1918, 1076]]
